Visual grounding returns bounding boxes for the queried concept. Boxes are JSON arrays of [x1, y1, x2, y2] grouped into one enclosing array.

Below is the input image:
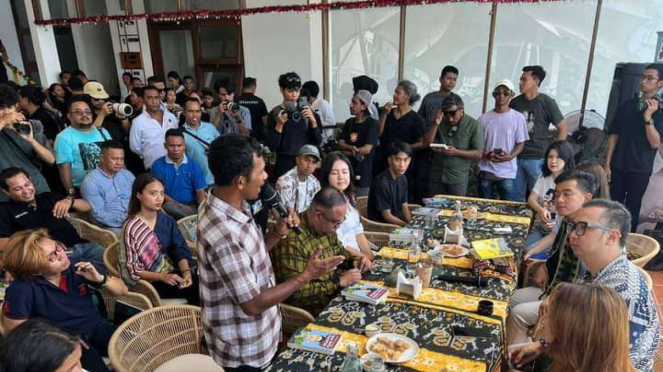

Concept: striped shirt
[[197, 193, 280, 368]]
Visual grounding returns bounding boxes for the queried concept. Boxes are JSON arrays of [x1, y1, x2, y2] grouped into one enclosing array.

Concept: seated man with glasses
[[423, 94, 483, 197], [271, 187, 371, 316], [55, 96, 112, 197], [507, 170, 595, 346], [510, 199, 660, 372]]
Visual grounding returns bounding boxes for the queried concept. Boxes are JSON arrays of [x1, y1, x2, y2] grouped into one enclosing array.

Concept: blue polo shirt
[[182, 121, 220, 186], [151, 155, 206, 205], [2, 258, 105, 336]]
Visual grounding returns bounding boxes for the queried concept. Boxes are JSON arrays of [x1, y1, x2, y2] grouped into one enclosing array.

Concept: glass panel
[[490, 2, 597, 117], [83, 0, 107, 16], [200, 68, 239, 93], [185, 0, 239, 11], [587, 0, 663, 117], [199, 26, 238, 60], [48, 0, 69, 18], [330, 8, 400, 122], [11, 0, 29, 29], [54, 26, 79, 72], [404, 2, 491, 118], [158, 30, 195, 80], [145, 0, 178, 13]]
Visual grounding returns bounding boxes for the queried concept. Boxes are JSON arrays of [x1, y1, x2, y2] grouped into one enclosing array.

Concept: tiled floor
[[649, 270, 663, 317]]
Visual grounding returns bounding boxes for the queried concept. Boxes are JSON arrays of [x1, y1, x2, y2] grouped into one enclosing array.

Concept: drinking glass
[[407, 246, 421, 276]]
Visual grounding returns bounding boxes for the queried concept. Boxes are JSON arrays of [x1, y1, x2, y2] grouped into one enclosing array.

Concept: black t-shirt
[[29, 107, 64, 141], [608, 98, 663, 174], [0, 192, 86, 247], [509, 93, 564, 158], [92, 113, 124, 142], [236, 93, 269, 140], [368, 169, 408, 222], [266, 105, 322, 156], [379, 109, 425, 149], [340, 117, 379, 188]]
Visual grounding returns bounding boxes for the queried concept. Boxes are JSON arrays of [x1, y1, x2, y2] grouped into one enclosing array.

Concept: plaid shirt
[[197, 193, 280, 368], [271, 212, 352, 316]]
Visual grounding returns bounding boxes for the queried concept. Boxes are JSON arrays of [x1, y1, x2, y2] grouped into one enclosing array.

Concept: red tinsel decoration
[[34, 0, 563, 27]]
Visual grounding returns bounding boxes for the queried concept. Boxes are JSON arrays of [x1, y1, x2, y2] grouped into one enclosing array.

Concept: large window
[[403, 3, 491, 117], [330, 8, 400, 122]]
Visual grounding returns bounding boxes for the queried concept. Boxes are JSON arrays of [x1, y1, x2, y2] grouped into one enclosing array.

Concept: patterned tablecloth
[[268, 196, 532, 371]]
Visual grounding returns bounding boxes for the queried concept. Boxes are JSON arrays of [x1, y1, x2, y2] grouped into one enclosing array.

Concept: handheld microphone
[[260, 184, 302, 235], [435, 274, 489, 287]]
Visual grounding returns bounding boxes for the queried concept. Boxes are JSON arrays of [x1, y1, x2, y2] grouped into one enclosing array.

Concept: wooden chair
[[67, 216, 118, 248], [364, 232, 391, 252], [176, 215, 198, 257], [636, 266, 653, 291], [108, 305, 208, 372], [627, 233, 660, 268], [104, 242, 187, 307], [280, 303, 315, 336], [356, 196, 400, 233], [654, 344, 663, 372]]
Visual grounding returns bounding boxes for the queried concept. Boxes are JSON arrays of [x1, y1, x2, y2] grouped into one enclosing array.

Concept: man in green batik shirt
[[271, 187, 372, 316]]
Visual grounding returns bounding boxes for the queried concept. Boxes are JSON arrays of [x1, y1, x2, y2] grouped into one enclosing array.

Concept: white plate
[[365, 333, 419, 364], [434, 244, 470, 258]]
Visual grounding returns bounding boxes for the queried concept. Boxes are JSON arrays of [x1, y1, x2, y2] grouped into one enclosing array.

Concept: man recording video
[[210, 77, 251, 136], [267, 71, 322, 178]]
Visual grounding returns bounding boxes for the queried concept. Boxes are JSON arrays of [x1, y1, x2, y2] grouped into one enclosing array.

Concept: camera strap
[[97, 127, 108, 141], [182, 129, 210, 149]]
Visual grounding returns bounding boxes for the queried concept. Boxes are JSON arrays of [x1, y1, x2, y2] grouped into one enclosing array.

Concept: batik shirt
[[583, 254, 660, 372]]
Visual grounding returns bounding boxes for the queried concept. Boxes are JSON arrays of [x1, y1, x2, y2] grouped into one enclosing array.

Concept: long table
[[267, 196, 532, 372]]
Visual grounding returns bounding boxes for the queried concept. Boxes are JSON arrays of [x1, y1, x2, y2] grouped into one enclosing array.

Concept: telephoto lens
[[225, 102, 241, 113], [112, 103, 133, 116]]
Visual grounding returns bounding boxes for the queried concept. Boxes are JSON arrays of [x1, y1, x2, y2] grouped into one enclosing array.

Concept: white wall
[[242, 11, 323, 108], [0, 0, 25, 80]]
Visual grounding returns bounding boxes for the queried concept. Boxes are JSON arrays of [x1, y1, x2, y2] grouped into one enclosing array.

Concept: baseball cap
[[494, 79, 515, 92], [84, 81, 109, 99], [297, 144, 321, 161]]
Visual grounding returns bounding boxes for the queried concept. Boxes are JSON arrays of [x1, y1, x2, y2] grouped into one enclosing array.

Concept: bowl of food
[[361, 353, 385, 371], [364, 324, 381, 337], [365, 333, 419, 364]]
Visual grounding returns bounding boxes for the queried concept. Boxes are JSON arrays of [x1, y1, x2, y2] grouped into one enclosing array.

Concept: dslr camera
[[284, 97, 310, 123], [222, 102, 241, 114], [111, 102, 133, 116]]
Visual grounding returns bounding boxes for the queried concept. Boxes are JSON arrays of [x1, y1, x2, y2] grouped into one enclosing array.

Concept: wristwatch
[[646, 118, 654, 126], [67, 187, 76, 197]]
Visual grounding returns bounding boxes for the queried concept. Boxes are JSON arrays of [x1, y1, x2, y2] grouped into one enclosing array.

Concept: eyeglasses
[[640, 74, 659, 82], [71, 110, 92, 117], [492, 90, 511, 97], [569, 220, 619, 237], [315, 209, 346, 228], [46, 242, 67, 262]]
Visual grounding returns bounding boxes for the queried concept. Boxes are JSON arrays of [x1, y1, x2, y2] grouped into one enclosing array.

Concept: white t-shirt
[[337, 202, 364, 251], [532, 175, 556, 204]]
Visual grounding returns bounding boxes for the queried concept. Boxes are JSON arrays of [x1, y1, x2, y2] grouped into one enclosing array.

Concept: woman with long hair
[[321, 152, 374, 261], [165, 87, 182, 118], [45, 83, 70, 117], [539, 283, 633, 372], [576, 162, 610, 199], [119, 173, 199, 304], [338, 90, 379, 196], [525, 140, 576, 253], [1, 229, 128, 372]]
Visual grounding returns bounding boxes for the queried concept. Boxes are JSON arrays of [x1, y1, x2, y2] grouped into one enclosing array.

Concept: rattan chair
[[364, 232, 391, 251], [176, 215, 198, 257], [67, 216, 118, 248], [101, 287, 153, 321], [627, 233, 660, 268], [109, 305, 207, 372], [280, 303, 315, 336], [104, 242, 187, 307], [356, 196, 400, 233], [654, 344, 663, 372]]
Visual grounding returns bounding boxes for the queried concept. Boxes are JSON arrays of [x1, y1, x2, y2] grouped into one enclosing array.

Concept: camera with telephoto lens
[[111, 102, 133, 116], [637, 89, 663, 113], [13, 121, 31, 135], [223, 102, 241, 114], [285, 97, 310, 123]]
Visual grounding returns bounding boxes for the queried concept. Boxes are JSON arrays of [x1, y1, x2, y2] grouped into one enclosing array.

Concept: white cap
[[494, 79, 515, 92]]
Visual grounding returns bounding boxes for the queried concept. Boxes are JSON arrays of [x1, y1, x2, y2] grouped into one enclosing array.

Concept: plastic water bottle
[[341, 342, 362, 372]]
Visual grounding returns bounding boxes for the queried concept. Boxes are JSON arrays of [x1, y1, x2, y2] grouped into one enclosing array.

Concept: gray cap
[[297, 144, 321, 160]]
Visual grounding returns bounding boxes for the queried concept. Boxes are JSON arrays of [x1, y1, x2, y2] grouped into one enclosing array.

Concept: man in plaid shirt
[[197, 134, 345, 371], [271, 187, 372, 316]]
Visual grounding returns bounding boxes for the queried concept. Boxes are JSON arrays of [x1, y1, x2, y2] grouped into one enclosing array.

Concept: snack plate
[[434, 244, 470, 258], [365, 333, 419, 364]]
